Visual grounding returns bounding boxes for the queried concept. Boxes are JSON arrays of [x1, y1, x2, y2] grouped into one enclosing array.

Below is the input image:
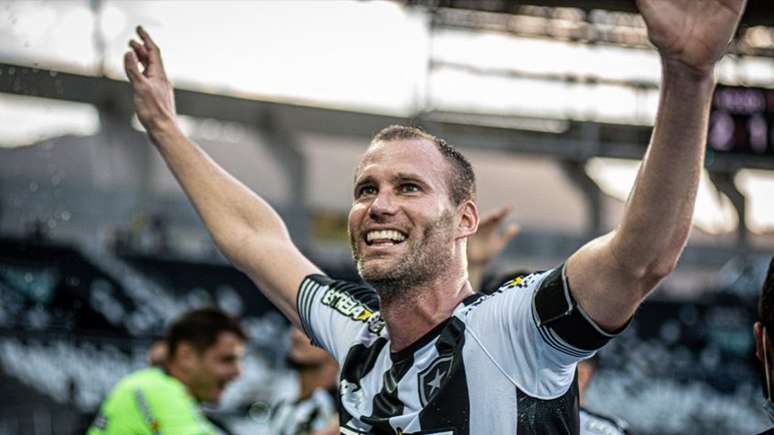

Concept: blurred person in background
[[754, 257, 774, 435], [122, 1, 746, 432], [87, 307, 246, 435], [268, 327, 339, 435], [577, 356, 631, 435]]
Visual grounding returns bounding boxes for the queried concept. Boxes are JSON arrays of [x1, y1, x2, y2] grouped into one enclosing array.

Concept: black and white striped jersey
[[297, 266, 623, 435], [267, 388, 338, 435], [579, 408, 631, 435]]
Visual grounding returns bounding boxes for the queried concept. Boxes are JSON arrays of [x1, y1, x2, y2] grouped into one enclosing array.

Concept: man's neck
[[165, 362, 196, 399], [379, 273, 474, 353]]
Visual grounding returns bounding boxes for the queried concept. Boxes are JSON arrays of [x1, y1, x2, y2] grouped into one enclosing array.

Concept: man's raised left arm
[[566, 0, 748, 331]]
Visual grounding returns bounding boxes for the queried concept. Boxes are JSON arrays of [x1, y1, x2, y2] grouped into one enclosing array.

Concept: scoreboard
[[709, 84, 774, 157]]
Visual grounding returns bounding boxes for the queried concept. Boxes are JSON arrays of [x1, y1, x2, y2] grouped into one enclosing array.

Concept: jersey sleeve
[[464, 265, 629, 399], [296, 274, 381, 363]]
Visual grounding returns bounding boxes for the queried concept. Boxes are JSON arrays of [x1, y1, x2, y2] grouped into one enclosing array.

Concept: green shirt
[[87, 367, 221, 435]]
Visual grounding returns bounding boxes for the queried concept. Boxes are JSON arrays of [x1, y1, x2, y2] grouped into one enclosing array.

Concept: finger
[[479, 214, 502, 231], [123, 51, 147, 84], [135, 25, 166, 77], [481, 205, 513, 227], [129, 39, 149, 63], [136, 25, 159, 53], [491, 205, 513, 221]]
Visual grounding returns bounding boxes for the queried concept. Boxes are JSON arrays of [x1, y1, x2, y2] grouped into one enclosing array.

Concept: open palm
[[637, 0, 747, 73]]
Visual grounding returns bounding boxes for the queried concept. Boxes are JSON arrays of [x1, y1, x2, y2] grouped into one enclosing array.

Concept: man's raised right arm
[[123, 27, 320, 328]]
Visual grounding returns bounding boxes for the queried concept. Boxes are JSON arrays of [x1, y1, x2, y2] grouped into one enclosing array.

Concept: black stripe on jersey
[[533, 266, 626, 353], [363, 353, 415, 434], [533, 315, 590, 358], [517, 370, 580, 435], [339, 336, 389, 428], [418, 317, 470, 435], [342, 337, 389, 384]]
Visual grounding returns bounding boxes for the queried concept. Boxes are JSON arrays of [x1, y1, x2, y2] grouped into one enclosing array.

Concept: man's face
[[186, 332, 245, 404], [287, 327, 333, 367], [349, 138, 459, 294]]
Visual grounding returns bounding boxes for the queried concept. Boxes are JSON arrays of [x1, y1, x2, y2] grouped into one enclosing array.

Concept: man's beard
[[350, 210, 455, 303]]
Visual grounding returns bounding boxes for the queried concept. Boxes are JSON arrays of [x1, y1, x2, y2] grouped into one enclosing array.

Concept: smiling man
[[87, 307, 246, 435], [122, 1, 747, 433]]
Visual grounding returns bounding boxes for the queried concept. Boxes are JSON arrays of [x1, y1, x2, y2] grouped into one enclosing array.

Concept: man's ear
[[175, 341, 198, 370], [755, 321, 764, 362], [457, 200, 479, 239]]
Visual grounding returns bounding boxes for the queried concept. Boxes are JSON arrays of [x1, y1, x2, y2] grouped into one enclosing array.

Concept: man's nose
[[230, 362, 242, 380], [369, 191, 398, 219]]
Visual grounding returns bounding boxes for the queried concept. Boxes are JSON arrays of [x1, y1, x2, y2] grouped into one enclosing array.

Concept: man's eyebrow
[[354, 174, 376, 186], [391, 172, 429, 186], [353, 173, 430, 190]]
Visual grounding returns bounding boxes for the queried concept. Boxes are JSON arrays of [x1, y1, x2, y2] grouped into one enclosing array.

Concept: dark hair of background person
[[165, 307, 247, 357], [370, 125, 476, 205]]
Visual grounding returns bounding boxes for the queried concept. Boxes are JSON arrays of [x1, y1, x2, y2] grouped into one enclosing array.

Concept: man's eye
[[401, 183, 420, 193], [357, 185, 376, 197]]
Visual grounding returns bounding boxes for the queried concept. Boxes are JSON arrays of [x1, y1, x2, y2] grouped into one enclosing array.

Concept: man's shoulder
[[757, 427, 774, 435], [482, 269, 546, 296], [481, 270, 540, 294], [303, 274, 379, 306], [109, 368, 185, 399], [302, 274, 381, 324], [463, 270, 546, 313]]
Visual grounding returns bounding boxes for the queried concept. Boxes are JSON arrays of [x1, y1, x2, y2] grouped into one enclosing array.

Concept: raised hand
[[124, 26, 177, 134], [636, 0, 747, 74], [467, 205, 520, 268]]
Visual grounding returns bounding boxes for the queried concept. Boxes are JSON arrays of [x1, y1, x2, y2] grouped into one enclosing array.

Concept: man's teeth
[[366, 230, 406, 243]]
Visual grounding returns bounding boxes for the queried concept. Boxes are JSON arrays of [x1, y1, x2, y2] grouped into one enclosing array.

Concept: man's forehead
[[209, 331, 244, 350], [356, 138, 445, 177]]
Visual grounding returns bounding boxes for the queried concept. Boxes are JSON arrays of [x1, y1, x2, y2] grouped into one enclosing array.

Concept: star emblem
[[417, 355, 453, 406], [427, 368, 445, 395]]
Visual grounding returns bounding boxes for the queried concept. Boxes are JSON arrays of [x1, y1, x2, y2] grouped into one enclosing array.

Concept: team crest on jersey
[[321, 287, 375, 323], [367, 312, 385, 335], [417, 355, 453, 406]]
